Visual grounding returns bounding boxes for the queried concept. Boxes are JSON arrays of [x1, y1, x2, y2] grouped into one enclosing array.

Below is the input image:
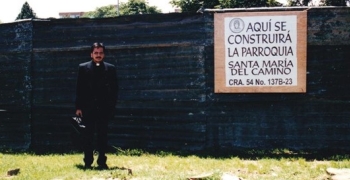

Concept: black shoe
[[84, 164, 92, 170], [97, 164, 109, 170]]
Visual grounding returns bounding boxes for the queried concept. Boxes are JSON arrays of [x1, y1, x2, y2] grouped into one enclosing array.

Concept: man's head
[[90, 42, 105, 64]]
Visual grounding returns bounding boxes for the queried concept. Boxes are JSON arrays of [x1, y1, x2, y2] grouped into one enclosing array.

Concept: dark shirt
[[75, 60, 117, 111], [92, 62, 108, 108]]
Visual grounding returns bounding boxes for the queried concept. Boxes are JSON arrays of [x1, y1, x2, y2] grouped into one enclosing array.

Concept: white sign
[[224, 16, 297, 87]]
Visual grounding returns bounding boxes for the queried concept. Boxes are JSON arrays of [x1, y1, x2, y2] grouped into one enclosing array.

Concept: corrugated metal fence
[[0, 7, 349, 153]]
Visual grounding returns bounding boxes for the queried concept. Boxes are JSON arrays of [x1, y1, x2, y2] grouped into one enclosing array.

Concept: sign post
[[214, 11, 307, 93]]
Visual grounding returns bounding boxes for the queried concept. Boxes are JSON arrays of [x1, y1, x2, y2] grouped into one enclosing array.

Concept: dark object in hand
[[70, 116, 85, 134]]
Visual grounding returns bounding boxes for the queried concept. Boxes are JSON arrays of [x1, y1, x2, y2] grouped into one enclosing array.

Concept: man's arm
[[111, 66, 118, 106], [75, 65, 85, 116]]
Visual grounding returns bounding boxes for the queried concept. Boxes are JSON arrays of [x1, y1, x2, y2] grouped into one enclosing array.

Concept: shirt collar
[[92, 61, 104, 67]]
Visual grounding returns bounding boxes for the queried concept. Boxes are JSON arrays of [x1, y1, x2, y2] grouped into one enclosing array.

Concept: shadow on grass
[[111, 147, 350, 161], [75, 164, 133, 174], [1, 146, 349, 161]]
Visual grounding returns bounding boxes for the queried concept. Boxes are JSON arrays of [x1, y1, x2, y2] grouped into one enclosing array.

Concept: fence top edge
[[204, 6, 350, 13]]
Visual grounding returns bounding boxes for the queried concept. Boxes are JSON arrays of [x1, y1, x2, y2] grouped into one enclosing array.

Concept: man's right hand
[[76, 109, 83, 117]]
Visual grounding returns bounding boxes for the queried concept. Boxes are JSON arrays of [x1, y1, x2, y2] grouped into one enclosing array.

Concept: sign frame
[[214, 11, 307, 93]]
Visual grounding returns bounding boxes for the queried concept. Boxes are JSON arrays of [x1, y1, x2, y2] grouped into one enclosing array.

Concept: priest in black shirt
[[75, 42, 117, 169]]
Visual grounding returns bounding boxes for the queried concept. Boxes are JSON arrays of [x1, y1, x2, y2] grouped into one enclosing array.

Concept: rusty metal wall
[[0, 8, 349, 153]]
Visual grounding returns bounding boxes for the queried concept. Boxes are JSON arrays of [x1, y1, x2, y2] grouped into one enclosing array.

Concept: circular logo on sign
[[229, 18, 244, 33]]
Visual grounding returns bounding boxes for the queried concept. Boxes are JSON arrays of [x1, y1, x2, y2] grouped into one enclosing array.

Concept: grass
[[0, 148, 349, 180]]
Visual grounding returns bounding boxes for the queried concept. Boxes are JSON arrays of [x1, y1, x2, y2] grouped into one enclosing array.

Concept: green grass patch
[[0, 148, 349, 180]]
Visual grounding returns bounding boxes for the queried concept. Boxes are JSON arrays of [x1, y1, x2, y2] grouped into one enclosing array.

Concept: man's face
[[91, 47, 105, 63]]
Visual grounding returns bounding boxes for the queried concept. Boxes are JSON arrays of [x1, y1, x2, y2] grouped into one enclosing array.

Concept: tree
[[220, 0, 282, 8], [324, 0, 347, 5], [82, 0, 161, 18], [287, 0, 309, 6], [170, 0, 220, 12], [266, 0, 284, 6], [16, 1, 37, 20], [170, 0, 282, 13], [119, 0, 161, 15], [220, 0, 270, 8], [82, 5, 118, 18], [287, 0, 348, 6]]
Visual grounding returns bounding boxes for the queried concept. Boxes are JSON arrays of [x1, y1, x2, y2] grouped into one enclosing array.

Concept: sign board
[[214, 11, 307, 93]]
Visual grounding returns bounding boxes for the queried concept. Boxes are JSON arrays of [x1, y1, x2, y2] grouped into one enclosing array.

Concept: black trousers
[[82, 108, 112, 166]]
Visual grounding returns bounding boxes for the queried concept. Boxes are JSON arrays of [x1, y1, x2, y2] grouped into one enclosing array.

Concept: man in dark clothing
[[75, 42, 117, 169]]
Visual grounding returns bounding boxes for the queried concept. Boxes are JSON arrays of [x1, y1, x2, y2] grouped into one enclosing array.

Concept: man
[[75, 42, 117, 169]]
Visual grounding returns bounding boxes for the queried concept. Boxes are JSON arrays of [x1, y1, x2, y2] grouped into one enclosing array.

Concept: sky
[[0, 0, 175, 23], [0, 0, 289, 23]]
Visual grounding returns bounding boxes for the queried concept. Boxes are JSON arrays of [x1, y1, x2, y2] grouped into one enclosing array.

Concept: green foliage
[[16, 1, 38, 20], [82, 5, 118, 18], [82, 0, 161, 18], [267, 0, 284, 6], [113, 147, 175, 157], [170, 0, 282, 12], [119, 0, 161, 15], [114, 146, 147, 156], [171, 0, 347, 9], [324, 0, 347, 5], [287, 0, 310, 6], [170, 0, 220, 12], [287, 0, 348, 6], [219, 0, 267, 8], [220, 0, 283, 8]]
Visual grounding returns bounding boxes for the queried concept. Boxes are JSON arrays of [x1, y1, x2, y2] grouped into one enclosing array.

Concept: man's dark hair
[[90, 42, 105, 53]]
